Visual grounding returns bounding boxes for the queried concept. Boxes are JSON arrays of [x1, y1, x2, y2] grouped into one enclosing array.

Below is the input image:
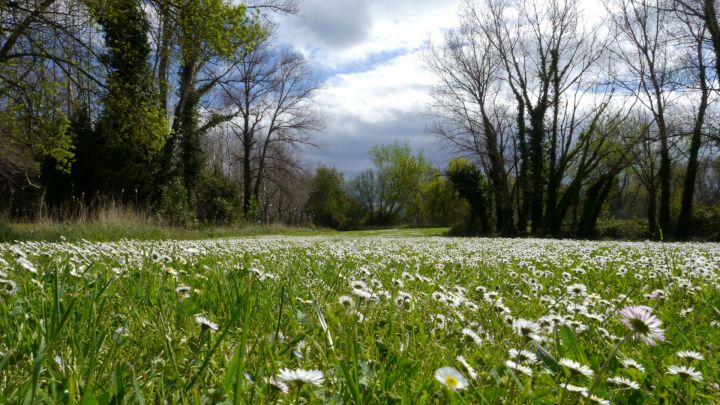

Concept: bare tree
[[609, 0, 678, 237], [221, 34, 323, 218]]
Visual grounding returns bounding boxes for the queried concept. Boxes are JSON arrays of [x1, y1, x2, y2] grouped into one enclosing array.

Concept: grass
[[0, 218, 449, 243], [0, 237, 717, 403]]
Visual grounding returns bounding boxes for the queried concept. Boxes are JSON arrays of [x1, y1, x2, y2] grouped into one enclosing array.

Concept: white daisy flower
[[264, 376, 289, 394], [618, 305, 665, 345], [676, 350, 704, 361], [337, 295, 354, 308], [434, 367, 469, 390], [456, 355, 477, 380], [607, 376, 640, 390], [278, 368, 324, 386], [512, 319, 541, 341], [666, 365, 703, 382], [194, 315, 219, 331], [621, 358, 646, 373], [505, 360, 533, 376], [509, 348, 537, 364], [461, 328, 483, 346], [559, 358, 594, 378]]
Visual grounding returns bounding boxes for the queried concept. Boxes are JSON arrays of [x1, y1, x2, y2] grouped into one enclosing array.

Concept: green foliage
[[157, 177, 193, 226], [446, 158, 491, 233], [420, 174, 468, 226], [370, 141, 433, 224], [93, 0, 168, 201], [195, 170, 242, 225], [178, 0, 264, 61], [307, 166, 348, 228]]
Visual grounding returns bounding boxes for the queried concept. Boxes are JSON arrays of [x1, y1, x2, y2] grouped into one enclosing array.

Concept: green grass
[[0, 220, 448, 243], [0, 237, 717, 403]]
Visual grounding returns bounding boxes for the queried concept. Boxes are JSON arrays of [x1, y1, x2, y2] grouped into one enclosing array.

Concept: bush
[[195, 171, 241, 225], [594, 219, 649, 240], [156, 177, 192, 226], [693, 205, 720, 241]]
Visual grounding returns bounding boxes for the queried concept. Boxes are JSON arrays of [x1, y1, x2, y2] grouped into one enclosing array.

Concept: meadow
[[0, 235, 718, 403]]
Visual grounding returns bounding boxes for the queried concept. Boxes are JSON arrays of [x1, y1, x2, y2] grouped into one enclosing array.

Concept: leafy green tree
[[447, 158, 491, 233], [370, 141, 433, 225], [94, 0, 167, 202], [161, 0, 265, 200], [306, 166, 347, 228], [421, 174, 468, 226]]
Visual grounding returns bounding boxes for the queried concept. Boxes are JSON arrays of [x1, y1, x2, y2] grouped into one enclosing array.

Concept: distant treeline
[[1, 0, 720, 240]]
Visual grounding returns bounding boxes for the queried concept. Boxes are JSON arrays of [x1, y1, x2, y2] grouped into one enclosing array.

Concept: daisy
[[434, 367, 469, 390], [512, 319, 541, 341], [505, 360, 533, 376], [560, 382, 588, 394], [559, 358, 594, 378], [621, 358, 646, 373], [676, 350, 704, 361], [580, 391, 611, 404], [194, 315, 219, 331], [566, 283, 588, 297], [461, 328, 483, 346], [666, 365, 703, 382], [0, 279, 17, 295], [278, 368, 325, 386], [508, 348, 537, 364], [337, 295, 354, 307], [607, 376, 640, 390], [264, 377, 289, 395], [618, 305, 665, 345], [456, 355, 477, 380]]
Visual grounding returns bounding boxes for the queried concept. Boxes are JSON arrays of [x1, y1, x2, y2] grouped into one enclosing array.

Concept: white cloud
[[318, 51, 436, 124]]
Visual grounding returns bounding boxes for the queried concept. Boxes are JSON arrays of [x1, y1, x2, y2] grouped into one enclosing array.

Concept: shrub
[[156, 177, 192, 226]]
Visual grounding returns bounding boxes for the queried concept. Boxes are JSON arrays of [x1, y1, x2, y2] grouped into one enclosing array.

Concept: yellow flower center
[[444, 376, 459, 387]]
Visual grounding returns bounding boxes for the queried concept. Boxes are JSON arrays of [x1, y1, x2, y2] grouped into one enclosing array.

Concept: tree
[[94, 0, 167, 201], [222, 35, 322, 218], [446, 158, 490, 233], [306, 166, 346, 228], [369, 142, 433, 225], [158, 0, 265, 200], [610, 0, 677, 237]]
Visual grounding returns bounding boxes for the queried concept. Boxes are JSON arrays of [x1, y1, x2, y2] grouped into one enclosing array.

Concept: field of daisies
[[0, 236, 718, 403]]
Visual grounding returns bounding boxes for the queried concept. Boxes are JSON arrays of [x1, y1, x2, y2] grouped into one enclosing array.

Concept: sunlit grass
[[0, 237, 717, 402]]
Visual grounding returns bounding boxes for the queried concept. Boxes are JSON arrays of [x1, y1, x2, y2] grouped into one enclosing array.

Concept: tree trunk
[[677, 34, 709, 239]]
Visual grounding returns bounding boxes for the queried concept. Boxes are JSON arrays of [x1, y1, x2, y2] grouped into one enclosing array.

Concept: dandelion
[[559, 358, 594, 378], [434, 367, 469, 390], [666, 365, 703, 382], [278, 368, 325, 386], [618, 305, 665, 345], [194, 315, 219, 331], [607, 376, 640, 390], [676, 350, 704, 361]]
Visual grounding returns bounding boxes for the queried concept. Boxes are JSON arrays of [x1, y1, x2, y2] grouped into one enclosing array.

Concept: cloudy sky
[[274, 0, 463, 176]]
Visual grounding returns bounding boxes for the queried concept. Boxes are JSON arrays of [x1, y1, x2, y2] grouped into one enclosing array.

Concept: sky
[[273, 0, 463, 176]]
